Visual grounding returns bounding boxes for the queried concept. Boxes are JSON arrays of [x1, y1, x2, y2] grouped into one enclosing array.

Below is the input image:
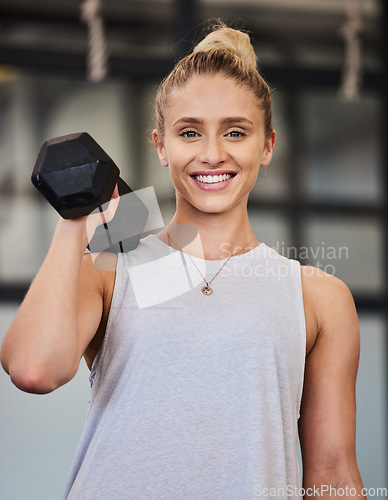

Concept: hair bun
[[193, 22, 257, 72]]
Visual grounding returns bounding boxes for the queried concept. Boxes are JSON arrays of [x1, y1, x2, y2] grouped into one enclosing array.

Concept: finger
[[112, 183, 119, 199], [104, 188, 120, 223]]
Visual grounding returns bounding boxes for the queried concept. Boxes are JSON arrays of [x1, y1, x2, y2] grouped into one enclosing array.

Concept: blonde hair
[[155, 21, 273, 140]]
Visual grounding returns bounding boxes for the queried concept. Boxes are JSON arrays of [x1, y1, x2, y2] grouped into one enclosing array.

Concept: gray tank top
[[64, 235, 306, 499]]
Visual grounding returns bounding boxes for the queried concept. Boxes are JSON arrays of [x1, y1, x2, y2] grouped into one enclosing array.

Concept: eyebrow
[[172, 116, 254, 127]]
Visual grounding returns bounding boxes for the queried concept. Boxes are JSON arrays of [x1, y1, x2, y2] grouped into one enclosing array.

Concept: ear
[[261, 129, 276, 167], [152, 129, 169, 167]]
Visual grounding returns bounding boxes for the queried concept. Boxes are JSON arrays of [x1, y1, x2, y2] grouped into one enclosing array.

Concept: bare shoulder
[[300, 265, 358, 355], [300, 265, 354, 303]]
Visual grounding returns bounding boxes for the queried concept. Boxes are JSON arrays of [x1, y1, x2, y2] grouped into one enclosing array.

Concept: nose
[[198, 135, 228, 167]]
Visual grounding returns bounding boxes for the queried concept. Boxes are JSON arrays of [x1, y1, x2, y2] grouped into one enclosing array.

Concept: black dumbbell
[[31, 132, 149, 253]]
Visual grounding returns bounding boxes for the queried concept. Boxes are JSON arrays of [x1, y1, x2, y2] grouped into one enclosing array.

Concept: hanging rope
[[80, 0, 108, 82], [340, 0, 363, 101]]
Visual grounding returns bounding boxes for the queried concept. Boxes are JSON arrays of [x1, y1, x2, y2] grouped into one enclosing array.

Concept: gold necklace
[[165, 226, 255, 296]]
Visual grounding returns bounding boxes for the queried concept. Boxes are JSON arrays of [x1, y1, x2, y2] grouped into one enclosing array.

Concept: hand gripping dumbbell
[[31, 132, 149, 253]]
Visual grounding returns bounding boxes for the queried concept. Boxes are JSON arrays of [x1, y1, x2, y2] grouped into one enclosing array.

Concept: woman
[[1, 21, 365, 499]]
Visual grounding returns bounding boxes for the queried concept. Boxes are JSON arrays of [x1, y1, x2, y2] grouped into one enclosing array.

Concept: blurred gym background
[[0, 0, 386, 498]]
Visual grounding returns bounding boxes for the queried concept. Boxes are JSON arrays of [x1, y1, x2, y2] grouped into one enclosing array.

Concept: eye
[[179, 129, 198, 138], [227, 129, 246, 138]]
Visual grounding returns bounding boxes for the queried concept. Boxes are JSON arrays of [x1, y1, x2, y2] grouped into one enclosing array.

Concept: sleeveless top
[[64, 234, 306, 500]]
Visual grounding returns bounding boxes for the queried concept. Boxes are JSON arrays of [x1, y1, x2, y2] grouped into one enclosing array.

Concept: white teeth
[[194, 173, 233, 183]]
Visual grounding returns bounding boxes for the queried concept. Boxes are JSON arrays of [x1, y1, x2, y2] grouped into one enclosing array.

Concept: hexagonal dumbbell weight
[[31, 132, 148, 253]]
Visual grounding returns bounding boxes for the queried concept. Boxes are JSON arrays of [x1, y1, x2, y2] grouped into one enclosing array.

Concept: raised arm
[[0, 198, 117, 394], [299, 267, 365, 498]]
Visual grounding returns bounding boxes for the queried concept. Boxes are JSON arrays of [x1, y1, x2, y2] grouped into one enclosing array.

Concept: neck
[[164, 197, 258, 260]]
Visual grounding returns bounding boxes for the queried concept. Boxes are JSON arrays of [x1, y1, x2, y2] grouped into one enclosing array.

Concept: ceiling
[[0, 0, 382, 81]]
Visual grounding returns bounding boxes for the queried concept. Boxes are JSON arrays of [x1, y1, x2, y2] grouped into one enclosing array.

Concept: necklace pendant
[[201, 284, 213, 295]]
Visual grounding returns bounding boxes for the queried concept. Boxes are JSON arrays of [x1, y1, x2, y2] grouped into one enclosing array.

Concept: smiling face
[[153, 74, 276, 216]]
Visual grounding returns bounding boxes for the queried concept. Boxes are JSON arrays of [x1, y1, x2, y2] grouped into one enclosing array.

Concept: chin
[[193, 200, 233, 215], [177, 190, 240, 215]]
